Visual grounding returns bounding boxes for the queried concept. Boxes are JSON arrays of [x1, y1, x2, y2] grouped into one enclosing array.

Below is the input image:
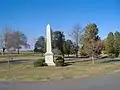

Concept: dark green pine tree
[[114, 31, 120, 57], [105, 32, 115, 55]]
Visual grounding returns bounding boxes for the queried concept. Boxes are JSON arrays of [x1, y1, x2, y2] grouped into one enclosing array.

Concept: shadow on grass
[[64, 56, 89, 59], [77, 59, 91, 62], [64, 56, 75, 58], [64, 61, 75, 66], [102, 59, 120, 63], [64, 59, 92, 66], [0, 59, 34, 64]]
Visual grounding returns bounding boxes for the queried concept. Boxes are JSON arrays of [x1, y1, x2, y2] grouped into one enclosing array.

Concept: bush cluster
[[108, 53, 116, 59], [34, 59, 47, 67], [34, 56, 65, 67], [55, 56, 65, 66]]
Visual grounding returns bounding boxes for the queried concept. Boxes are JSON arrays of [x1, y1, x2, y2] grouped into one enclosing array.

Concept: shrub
[[115, 52, 119, 57], [34, 59, 46, 67], [55, 56, 64, 66], [118, 54, 120, 58], [108, 53, 116, 59]]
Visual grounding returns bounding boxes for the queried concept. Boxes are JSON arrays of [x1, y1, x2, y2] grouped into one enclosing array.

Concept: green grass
[[0, 58, 120, 82]]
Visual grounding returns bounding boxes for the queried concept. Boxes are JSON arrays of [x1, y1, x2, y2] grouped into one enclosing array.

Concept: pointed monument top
[[47, 24, 50, 28], [47, 24, 50, 30]]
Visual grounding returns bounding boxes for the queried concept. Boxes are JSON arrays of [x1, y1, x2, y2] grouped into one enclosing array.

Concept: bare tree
[[3, 28, 14, 68], [0, 26, 13, 54], [71, 24, 83, 58], [1, 26, 28, 54], [0, 26, 28, 66], [0, 35, 5, 55], [12, 31, 28, 54], [4, 30, 14, 51]]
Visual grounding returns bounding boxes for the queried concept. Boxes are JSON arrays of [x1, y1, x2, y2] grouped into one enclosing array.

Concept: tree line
[[105, 31, 120, 58], [34, 31, 75, 57], [0, 27, 29, 54], [0, 23, 120, 60], [34, 23, 120, 60]]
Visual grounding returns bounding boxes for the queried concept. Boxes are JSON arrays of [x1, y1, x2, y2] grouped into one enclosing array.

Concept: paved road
[[0, 73, 120, 90]]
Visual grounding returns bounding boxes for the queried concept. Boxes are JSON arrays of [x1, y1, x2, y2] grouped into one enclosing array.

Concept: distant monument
[[45, 24, 55, 66]]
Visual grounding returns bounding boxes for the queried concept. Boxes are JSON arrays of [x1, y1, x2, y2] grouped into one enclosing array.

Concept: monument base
[[45, 52, 55, 66]]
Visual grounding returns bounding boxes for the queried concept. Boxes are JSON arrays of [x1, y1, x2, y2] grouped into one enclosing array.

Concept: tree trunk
[[92, 56, 95, 64], [62, 53, 64, 58], [2, 48, 5, 55], [75, 46, 78, 58], [68, 54, 69, 58], [17, 48, 20, 54], [75, 51, 78, 58], [7, 51, 10, 68]]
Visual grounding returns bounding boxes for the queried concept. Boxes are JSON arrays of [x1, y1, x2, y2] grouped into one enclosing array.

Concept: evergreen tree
[[105, 32, 115, 54], [52, 31, 65, 57], [34, 36, 46, 55], [64, 39, 74, 57], [114, 31, 120, 57]]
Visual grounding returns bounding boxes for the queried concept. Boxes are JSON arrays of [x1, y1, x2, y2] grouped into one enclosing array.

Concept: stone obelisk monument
[[45, 24, 55, 66]]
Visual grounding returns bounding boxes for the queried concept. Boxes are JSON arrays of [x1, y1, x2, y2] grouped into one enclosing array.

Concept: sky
[[0, 0, 119, 49]]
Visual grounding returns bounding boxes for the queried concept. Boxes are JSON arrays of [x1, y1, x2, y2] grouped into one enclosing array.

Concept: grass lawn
[[0, 53, 43, 61], [0, 58, 120, 82]]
